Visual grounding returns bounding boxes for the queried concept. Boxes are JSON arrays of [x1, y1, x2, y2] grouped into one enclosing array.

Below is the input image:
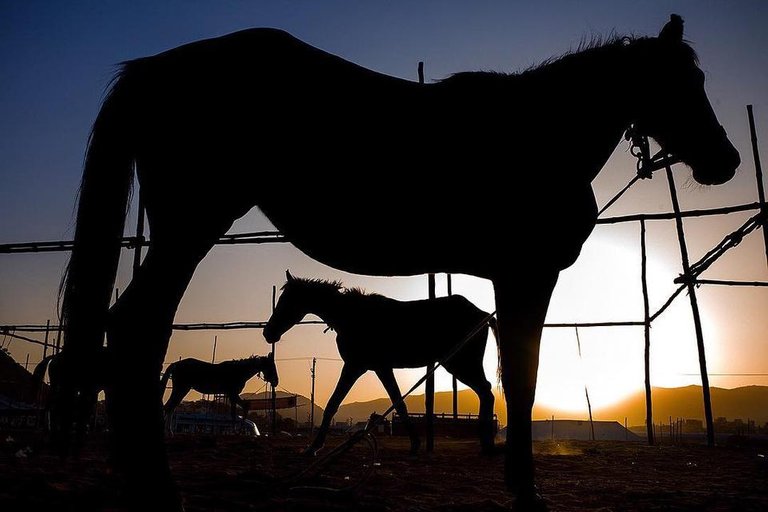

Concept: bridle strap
[[625, 124, 682, 179]]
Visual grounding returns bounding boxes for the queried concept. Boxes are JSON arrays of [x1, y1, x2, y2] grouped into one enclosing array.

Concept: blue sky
[[1, 2, 767, 414]]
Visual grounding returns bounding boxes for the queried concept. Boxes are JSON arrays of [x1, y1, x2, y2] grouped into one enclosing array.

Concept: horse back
[[335, 295, 491, 369]]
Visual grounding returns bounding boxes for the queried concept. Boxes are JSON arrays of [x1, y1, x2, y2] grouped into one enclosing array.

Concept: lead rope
[[598, 127, 679, 217], [284, 310, 497, 493]]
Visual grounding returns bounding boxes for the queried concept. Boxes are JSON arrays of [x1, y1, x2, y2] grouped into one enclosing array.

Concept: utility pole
[[310, 357, 316, 435]]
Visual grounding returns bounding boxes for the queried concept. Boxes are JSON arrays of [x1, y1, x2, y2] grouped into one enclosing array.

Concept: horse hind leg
[[162, 384, 190, 436], [106, 239, 217, 508], [445, 340, 496, 455], [228, 392, 248, 431], [376, 367, 420, 455]]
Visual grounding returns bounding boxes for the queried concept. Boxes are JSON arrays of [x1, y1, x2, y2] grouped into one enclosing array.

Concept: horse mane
[[286, 276, 383, 298], [341, 286, 384, 299], [232, 354, 267, 363], [442, 32, 697, 85], [284, 276, 343, 292]]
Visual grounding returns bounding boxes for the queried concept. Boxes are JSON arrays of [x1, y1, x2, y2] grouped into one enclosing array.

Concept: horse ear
[[659, 14, 684, 43], [286, 269, 294, 281]]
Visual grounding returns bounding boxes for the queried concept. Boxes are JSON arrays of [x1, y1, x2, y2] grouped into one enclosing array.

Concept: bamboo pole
[[418, 60, 435, 453], [42, 319, 50, 359], [747, 105, 768, 269], [132, 191, 145, 276], [641, 219, 655, 445], [426, 272, 436, 452], [665, 166, 715, 447], [575, 327, 595, 441], [694, 279, 768, 287], [448, 273, 458, 419], [596, 201, 762, 225]]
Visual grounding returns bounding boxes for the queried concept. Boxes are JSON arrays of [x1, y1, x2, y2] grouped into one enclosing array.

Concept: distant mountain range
[[331, 385, 768, 427]]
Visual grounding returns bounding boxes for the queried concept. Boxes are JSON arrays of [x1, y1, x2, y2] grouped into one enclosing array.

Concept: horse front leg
[[493, 270, 559, 509], [307, 364, 364, 455]]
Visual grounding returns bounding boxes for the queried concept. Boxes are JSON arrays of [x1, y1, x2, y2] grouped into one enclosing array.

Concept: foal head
[[263, 270, 342, 343], [258, 352, 279, 387]]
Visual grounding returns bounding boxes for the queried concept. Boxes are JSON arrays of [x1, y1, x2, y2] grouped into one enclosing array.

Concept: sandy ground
[[2, 432, 768, 511]]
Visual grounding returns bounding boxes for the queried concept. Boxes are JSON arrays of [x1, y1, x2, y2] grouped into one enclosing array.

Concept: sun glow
[[428, 229, 712, 416]]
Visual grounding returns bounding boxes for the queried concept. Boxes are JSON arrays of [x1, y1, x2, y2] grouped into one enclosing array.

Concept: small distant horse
[[264, 271, 498, 455], [56, 14, 739, 507], [159, 353, 278, 432]]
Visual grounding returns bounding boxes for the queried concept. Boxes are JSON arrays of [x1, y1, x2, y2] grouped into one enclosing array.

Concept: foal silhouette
[[264, 271, 497, 455], [160, 353, 278, 433], [57, 14, 739, 508]]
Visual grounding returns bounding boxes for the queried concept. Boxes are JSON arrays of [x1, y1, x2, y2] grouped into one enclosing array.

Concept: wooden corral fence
[[2, 106, 766, 448]]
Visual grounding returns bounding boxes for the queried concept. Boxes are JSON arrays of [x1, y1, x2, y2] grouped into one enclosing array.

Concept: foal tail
[[59, 64, 138, 361], [487, 316, 503, 386], [159, 362, 177, 395], [32, 354, 56, 401]]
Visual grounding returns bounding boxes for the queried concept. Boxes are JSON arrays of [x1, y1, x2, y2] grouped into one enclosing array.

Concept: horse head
[[260, 352, 279, 387], [263, 270, 307, 343], [632, 14, 739, 185]]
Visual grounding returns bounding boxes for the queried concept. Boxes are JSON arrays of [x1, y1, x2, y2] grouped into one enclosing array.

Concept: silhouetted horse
[[264, 271, 497, 455], [160, 353, 278, 432], [33, 349, 108, 453], [57, 15, 739, 508]]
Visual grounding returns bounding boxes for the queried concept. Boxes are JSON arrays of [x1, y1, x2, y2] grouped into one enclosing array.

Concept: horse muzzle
[[263, 329, 281, 344], [689, 128, 740, 186]]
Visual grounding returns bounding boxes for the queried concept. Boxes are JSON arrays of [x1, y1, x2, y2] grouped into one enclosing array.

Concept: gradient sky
[[2, 2, 767, 420]]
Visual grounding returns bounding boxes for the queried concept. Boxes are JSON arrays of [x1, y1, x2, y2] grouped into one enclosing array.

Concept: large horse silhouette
[[263, 271, 498, 455], [57, 15, 739, 508]]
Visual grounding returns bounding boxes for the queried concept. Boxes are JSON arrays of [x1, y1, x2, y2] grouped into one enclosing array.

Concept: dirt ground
[[2, 432, 768, 511]]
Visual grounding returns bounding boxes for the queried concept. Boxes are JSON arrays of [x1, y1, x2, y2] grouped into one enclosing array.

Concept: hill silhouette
[[334, 385, 768, 427]]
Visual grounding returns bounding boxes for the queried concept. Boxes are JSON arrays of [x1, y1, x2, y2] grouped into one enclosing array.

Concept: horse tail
[[159, 361, 176, 394], [32, 354, 56, 400], [487, 315, 503, 387], [59, 63, 138, 360]]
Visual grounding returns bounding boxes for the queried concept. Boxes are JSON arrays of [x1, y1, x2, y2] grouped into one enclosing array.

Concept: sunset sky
[[1, 2, 767, 421]]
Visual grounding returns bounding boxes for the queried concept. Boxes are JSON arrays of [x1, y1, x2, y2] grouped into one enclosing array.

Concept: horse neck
[[243, 357, 266, 378], [303, 289, 346, 330], [523, 42, 642, 180]]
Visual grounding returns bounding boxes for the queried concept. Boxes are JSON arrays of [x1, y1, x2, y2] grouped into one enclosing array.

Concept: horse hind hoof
[[512, 490, 548, 511], [480, 445, 499, 457], [302, 445, 322, 456]]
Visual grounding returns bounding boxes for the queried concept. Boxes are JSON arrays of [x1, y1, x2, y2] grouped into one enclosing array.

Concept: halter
[[625, 125, 681, 179], [598, 126, 682, 217]]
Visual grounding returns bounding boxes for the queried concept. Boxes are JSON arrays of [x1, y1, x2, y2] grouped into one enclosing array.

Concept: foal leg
[[307, 364, 364, 455], [228, 392, 248, 429], [445, 356, 496, 455], [493, 271, 559, 508], [375, 368, 420, 454]]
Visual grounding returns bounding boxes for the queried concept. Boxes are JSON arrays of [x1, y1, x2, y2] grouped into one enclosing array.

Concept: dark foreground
[[2, 432, 767, 511]]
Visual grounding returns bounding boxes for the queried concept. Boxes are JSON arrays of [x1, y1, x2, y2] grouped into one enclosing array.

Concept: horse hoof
[[512, 488, 548, 511], [302, 445, 322, 456], [480, 445, 498, 457]]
